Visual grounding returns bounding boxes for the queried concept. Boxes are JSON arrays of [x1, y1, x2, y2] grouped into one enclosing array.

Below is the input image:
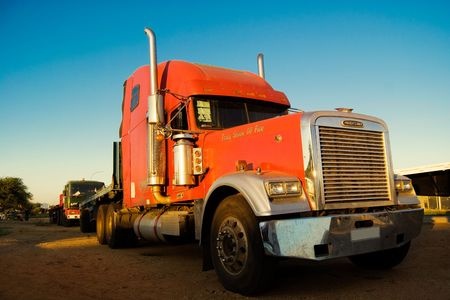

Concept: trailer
[[80, 28, 423, 295], [79, 146, 122, 233]]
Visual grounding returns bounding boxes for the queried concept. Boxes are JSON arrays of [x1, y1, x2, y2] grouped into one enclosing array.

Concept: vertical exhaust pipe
[[144, 28, 158, 97], [257, 53, 265, 79], [144, 28, 164, 124], [113, 142, 122, 189], [144, 28, 166, 187]]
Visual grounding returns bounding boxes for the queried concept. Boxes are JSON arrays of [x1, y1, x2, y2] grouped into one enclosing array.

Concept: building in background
[[398, 162, 450, 211]]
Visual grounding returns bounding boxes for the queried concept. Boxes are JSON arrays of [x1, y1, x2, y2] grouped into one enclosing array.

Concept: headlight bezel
[[265, 180, 302, 199], [394, 175, 414, 193]]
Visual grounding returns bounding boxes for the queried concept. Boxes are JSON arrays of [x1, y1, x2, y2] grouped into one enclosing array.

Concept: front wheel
[[210, 194, 273, 295], [348, 241, 411, 270]]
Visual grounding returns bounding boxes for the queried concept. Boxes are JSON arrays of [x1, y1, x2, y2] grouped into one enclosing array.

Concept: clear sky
[[1, 0, 449, 205]]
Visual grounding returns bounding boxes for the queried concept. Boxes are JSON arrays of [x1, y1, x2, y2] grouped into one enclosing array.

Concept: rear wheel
[[96, 204, 108, 245], [49, 210, 56, 224], [59, 209, 69, 227], [105, 204, 121, 248], [55, 210, 61, 225], [80, 209, 92, 233], [62, 217, 70, 227], [210, 194, 273, 295], [349, 241, 411, 270], [105, 204, 136, 248]]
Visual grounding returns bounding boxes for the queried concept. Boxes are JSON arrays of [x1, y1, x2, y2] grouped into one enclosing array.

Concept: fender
[[394, 174, 421, 206], [204, 170, 310, 218], [199, 170, 309, 271]]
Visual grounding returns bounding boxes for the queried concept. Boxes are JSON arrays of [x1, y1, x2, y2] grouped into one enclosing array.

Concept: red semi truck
[[49, 180, 104, 226], [80, 28, 423, 294]]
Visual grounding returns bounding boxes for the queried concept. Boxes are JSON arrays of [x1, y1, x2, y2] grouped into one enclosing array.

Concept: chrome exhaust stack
[[144, 28, 166, 187], [257, 53, 265, 79]]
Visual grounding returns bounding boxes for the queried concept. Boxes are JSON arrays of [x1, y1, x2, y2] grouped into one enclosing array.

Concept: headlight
[[265, 180, 302, 198], [394, 175, 414, 193]]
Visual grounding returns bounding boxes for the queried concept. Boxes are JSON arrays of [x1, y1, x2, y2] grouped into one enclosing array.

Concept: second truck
[[80, 28, 423, 295], [49, 180, 104, 226]]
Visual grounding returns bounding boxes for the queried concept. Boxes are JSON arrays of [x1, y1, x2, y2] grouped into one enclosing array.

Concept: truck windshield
[[194, 97, 289, 129], [70, 182, 104, 203]]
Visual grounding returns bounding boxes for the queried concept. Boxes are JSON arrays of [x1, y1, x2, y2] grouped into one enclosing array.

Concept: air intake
[[319, 126, 390, 204]]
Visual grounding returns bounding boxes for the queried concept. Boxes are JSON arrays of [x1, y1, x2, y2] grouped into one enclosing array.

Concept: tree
[[0, 177, 33, 211]]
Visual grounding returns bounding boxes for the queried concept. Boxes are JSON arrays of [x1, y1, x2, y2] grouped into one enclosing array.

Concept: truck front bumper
[[66, 214, 80, 220], [259, 207, 423, 260]]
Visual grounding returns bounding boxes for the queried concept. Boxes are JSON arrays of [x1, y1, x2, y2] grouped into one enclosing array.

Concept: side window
[[247, 102, 288, 122], [170, 105, 188, 130], [130, 85, 140, 111]]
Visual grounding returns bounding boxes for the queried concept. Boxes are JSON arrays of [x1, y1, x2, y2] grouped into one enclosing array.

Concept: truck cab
[[120, 61, 293, 208]]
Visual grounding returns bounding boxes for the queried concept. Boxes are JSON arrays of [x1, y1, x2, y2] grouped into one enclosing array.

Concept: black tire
[[210, 194, 273, 295], [52, 210, 59, 225], [56, 209, 61, 226], [105, 204, 121, 248], [96, 204, 108, 245], [49, 211, 55, 224], [105, 204, 135, 249], [80, 209, 92, 233], [348, 241, 411, 270], [57, 208, 70, 227], [62, 215, 70, 227]]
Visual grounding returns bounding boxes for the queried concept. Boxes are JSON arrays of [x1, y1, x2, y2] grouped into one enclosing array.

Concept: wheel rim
[[215, 216, 248, 275]]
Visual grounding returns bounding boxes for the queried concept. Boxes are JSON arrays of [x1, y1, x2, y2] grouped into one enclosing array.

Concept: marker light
[[193, 148, 203, 175]]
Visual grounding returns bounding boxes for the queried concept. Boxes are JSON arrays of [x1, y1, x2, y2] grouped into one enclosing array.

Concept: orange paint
[[120, 60, 302, 207]]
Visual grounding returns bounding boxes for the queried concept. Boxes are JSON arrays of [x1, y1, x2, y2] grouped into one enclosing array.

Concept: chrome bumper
[[259, 208, 423, 260]]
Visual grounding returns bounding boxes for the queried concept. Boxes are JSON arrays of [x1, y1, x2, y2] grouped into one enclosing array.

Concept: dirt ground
[[0, 219, 449, 300]]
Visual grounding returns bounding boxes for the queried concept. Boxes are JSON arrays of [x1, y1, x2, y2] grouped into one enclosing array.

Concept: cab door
[[127, 68, 151, 206]]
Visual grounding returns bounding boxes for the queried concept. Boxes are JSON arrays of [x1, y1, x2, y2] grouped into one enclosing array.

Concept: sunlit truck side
[[79, 28, 423, 295]]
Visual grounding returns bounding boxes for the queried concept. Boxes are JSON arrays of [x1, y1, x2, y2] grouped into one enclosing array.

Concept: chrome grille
[[319, 126, 390, 204]]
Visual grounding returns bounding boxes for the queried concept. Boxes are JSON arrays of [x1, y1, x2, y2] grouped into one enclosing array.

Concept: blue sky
[[1, 0, 449, 204]]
